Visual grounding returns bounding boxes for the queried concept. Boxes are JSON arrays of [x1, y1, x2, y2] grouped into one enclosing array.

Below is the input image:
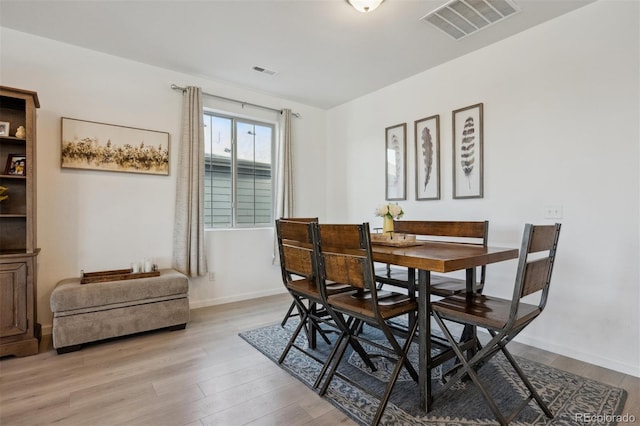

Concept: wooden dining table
[[371, 240, 519, 412]]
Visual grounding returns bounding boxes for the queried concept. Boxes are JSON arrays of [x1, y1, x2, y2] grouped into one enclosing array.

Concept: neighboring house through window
[[203, 111, 274, 228]]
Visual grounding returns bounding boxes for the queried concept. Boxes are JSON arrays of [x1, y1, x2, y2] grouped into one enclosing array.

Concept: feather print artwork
[[391, 134, 400, 185], [421, 127, 433, 191], [460, 116, 475, 189]]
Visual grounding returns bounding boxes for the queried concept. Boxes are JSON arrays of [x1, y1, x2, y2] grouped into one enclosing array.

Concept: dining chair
[[431, 223, 561, 425], [275, 219, 375, 388], [376, 220, 489, 297], [312, 222, 419, 426], [279, 217, 320, 328]]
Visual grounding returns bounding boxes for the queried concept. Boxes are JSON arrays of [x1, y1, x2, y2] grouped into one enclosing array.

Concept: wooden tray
[[371, 234, 424, 247], [80, 268, 160, 284]]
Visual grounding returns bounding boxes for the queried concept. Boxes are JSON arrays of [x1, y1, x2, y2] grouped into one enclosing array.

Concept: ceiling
[[0, 0, 595, 109]]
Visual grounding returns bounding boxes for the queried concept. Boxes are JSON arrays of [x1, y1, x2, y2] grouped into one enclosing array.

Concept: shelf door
[[0, 262, 28, 338]]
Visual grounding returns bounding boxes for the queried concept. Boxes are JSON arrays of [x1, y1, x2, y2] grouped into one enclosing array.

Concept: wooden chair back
[[389, 220, 489, 290], [513, 223, 561, 309], [313, 223, 374, 292], [280, 217, 318, 223], [275, 219, 316, 283], [392, 220, 488, 245]]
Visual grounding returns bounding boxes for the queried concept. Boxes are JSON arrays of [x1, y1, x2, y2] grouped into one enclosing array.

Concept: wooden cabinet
[[0, 86, 40, 357]]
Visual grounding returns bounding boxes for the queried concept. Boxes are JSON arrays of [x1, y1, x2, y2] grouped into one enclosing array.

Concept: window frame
[[203, 109, 276, 230]]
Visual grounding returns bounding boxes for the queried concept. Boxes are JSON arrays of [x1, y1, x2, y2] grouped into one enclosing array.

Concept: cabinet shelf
[[0, 136, 26, 143], [0, 174, 26, 180]]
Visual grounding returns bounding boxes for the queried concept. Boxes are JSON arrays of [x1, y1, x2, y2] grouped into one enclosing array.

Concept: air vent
[[252, 66, 277, 76], [420, 0, 519, 40]]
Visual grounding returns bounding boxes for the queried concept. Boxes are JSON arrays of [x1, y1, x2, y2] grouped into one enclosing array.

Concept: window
[[203, 111, 274, 228]]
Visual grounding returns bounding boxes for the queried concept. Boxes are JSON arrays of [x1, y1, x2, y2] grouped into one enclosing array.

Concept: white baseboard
[[188, 288, 287, 309], [513, 334, 640, 378]]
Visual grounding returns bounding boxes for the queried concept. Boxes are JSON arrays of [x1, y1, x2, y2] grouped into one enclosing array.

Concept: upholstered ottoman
[[50, 268, 189, 353]]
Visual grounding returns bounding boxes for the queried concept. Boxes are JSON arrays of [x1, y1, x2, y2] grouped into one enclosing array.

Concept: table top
[[371, 240, 519, 273]]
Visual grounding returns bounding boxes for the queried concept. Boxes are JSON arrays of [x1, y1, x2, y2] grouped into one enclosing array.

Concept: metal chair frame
[[312, 222, 419, 426], [432, 223, 561, 425], [279, 217, 321, 328], [275, 219, 376, 389]]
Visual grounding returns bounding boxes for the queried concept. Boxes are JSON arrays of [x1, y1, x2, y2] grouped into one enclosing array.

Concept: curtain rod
[[170, 84, 300, 118]]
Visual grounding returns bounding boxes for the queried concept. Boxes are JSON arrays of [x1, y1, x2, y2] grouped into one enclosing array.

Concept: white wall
[[1, 0, 638, 378], [326, 1, 639, 377], [0, 28, 327, 332]]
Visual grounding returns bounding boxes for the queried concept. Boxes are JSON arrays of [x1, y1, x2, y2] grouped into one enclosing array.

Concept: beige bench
[[50, 268, 189, 353]]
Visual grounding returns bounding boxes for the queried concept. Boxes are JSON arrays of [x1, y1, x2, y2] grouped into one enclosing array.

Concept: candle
[[144, 258, 153, 273]]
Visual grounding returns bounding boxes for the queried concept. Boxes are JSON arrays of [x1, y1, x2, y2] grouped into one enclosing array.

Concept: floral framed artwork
[[61, 117, 170, 175], [385, 123, 406, 201], [453, 103, 483, 199], [415, 115, 440, 200]]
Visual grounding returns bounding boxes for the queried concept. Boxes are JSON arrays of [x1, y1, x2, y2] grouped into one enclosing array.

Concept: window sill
[[205, 227, 273, 232]]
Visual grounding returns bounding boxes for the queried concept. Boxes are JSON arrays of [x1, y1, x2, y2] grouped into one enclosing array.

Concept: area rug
[[239, 320, 627, 425]]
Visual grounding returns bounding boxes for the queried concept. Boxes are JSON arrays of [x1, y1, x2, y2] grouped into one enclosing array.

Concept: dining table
[[371, 240, 519, 412]]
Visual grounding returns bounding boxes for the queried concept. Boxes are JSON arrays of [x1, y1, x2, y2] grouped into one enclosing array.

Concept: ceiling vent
[[420, 0, 520, 40], [252, 66, 277, 76]]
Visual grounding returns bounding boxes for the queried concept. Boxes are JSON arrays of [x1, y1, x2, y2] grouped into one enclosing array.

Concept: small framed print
[[415, 115, 440, 200], [4, 154, 26, 176], [0, 121, 9, 137], [385, 123, 407, 201], [453, 103, 483, 199]]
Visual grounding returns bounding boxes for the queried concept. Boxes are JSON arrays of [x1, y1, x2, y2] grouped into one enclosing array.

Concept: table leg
[[309, 302, 317, 349], [407, 268, 416, 327], [461, 268, 477, 355], [418, 269, 432, 411], [466, 268, 477, 294]]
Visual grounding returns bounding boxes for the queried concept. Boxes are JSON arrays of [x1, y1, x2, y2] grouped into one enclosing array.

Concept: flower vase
[[383, 216, 394, 238]]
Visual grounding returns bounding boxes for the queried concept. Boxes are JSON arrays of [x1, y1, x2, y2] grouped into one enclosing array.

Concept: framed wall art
[[385, 123, 406, 201], [453, 103, 483, 199], [415, 115, 440, 200], [61, 117, 170, 175], [0, 121, 9, 137]]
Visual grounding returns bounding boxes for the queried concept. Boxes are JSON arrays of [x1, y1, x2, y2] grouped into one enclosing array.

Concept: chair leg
[[371, 317, 420, 426], [278, 309, 310, 364], [281, 300, 297, 326], [318, 333, 350, 396], [433, 313, 510, 425], [313, 331, 347, 389], [490, 331, 554, 419], [343, 318, 377, 372]]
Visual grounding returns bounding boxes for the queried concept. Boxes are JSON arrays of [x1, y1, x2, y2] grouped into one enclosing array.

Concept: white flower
[[375, 204, 389, 217], [375, 203, 404, 219], [388, 203, 403, 218]]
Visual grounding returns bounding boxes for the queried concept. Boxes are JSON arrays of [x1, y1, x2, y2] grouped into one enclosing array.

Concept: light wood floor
[[1, 293, 638, 425]]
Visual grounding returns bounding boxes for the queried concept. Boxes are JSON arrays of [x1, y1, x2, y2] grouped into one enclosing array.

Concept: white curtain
[[173, 86, 208, 277], [275, 108, 294, 218], [273, 108, 294, 260]]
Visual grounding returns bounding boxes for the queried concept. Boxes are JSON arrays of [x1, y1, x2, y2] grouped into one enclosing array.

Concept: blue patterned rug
[[239, 320, 627, 425]]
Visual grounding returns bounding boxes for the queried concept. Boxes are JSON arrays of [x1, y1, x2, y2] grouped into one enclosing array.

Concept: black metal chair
[[313, 222, 419, 426], [432, 223, 561, 425], [275, 219, 375, 388]]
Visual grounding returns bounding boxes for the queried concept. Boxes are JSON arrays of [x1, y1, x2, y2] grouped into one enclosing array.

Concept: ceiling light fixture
[[346, 0, 385, 13]]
